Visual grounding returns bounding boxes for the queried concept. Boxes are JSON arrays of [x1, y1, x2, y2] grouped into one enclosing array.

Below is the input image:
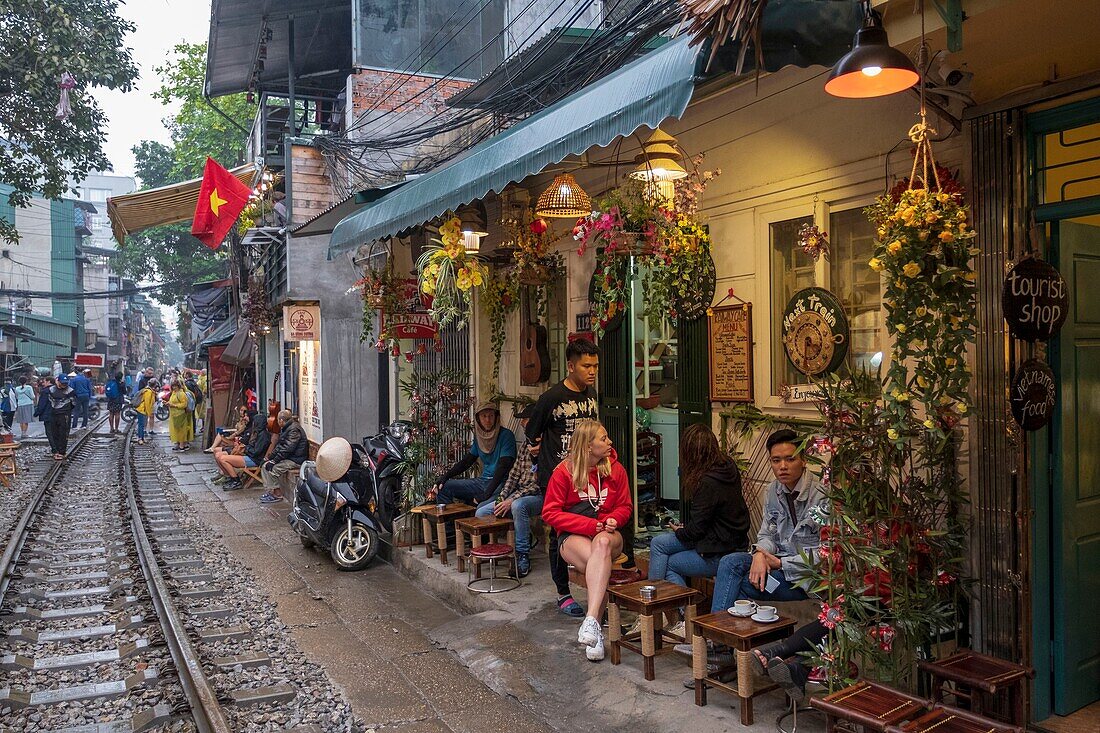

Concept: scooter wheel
[[299, 534, 316, 550], [329, 522, 379, 571]]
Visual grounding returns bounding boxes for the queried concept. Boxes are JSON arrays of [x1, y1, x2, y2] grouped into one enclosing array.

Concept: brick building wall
[[349, 70, 473, 117]]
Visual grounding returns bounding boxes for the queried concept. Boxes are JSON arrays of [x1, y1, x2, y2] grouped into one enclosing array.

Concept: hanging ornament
[[798, 222, 830, 261], [55, 72, 76, 121]]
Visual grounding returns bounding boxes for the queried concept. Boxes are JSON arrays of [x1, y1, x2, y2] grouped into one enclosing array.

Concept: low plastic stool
[[467, 543, 520, 593]]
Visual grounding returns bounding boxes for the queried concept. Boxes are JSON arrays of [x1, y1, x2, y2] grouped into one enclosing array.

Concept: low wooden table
[[810, 680, 929, 733], [885, 704, 1023, 733], [917, 650, 1033, 727], [691, 610, 796, 725], [419, 503, 476, 565], [454, 516, 515, 575], [0, 441, 18, 487], [606, 579, 701, 680]]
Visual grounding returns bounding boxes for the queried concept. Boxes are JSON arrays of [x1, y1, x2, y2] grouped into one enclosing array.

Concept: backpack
[[130, 388, 146, 408], [185, 391, 196, 412], [105, 380, 120, 399]]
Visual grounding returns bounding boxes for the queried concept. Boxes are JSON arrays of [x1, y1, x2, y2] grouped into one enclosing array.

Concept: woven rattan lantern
[[535, 173, 591, 218]]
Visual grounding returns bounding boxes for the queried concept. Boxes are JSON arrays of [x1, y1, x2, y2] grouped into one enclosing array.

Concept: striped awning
[[107, 164, 257, 245]]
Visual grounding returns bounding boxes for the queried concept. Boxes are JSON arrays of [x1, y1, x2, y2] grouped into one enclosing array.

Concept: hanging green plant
[[353, 259, 409, 355], [481, 271, 518, 387], [417, 214, 487, 329]]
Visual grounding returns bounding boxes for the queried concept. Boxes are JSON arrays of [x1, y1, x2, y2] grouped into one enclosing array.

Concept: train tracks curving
[[0, 423, 318, 732]]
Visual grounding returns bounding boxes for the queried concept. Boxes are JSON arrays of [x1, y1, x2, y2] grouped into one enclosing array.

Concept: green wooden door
[[677, 315, 710, 433], [1052, 219, 1100, 714], [598, 310, 635, 492]]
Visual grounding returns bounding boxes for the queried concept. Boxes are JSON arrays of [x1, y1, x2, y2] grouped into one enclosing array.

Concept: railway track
[[0, 423, 313, 732]]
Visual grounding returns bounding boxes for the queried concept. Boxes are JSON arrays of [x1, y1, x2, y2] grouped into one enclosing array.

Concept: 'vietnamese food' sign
[[1010, 358, 1056, 431]]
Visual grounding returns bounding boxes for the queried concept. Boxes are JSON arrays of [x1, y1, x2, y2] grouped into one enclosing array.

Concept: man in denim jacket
[[709, 429, 827, 613]]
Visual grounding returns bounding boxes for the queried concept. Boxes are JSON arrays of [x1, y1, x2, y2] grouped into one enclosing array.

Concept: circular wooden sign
[[781, 287, 849, 375], [1010, 358, 1056, 431], [1002, 258, 1069, 342], [675, 253, 716, 321]]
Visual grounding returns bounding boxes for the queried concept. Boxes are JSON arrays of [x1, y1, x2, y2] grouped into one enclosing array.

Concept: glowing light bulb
[[861, 66, 883, 77]]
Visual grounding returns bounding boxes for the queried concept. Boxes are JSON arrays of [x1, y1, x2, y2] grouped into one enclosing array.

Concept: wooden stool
[[917, 650, 1033, 727], [0, 442, 17, 487], [466, 543, 520, 593], [419, 503, 475, 565], [568, 563, 642, 589], [239, 465, 264, 489], [886, 704, 1023, 733], [810, 680, 929, 733], [454, 516, 514, 575], [690, 610, 796, 725], [606, 579, 701, 680]]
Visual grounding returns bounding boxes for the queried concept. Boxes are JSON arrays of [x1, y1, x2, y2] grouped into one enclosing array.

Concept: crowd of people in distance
[[423, 338, 828, 699]]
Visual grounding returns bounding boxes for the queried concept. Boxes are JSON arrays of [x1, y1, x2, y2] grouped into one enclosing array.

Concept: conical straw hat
[[316, 437, 353, 482]]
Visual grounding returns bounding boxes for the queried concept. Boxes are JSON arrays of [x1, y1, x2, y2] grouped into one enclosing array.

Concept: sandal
[[749, 649, 771, 676], [767, 657, 805, 703]]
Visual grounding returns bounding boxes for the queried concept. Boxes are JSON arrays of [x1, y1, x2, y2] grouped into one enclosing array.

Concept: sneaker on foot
[[222, 479, 242, 491], [578, 616, 601, 647], [259, 493, 284, 504], [516, 553, 531, 578], [586, 629, 605, 662]]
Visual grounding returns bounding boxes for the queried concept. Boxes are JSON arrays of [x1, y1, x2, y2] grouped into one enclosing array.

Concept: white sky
[[94, 0, 213, 179]]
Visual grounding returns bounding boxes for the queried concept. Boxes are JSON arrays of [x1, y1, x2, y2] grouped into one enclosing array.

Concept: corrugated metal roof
[[328, 37, 699, 258]]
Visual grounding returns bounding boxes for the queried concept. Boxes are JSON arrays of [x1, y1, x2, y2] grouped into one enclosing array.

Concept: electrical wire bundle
[[315, 0, 681, 197]]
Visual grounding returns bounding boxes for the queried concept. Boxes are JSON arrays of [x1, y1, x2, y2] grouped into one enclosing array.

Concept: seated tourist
[[474, 404, 541, 577], [258, 410, 308, 505], [542, 419, 633, 662], [215, 411, 271, 490], [709, 428, 828, 613], [427, 401, 516, 506], [205, 405, 250, 453], [648, 424, 750, 591]]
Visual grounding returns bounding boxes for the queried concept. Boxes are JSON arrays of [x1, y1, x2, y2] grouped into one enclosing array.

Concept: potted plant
[[417, 214, 488, 329], [354, 260, 409, 355]]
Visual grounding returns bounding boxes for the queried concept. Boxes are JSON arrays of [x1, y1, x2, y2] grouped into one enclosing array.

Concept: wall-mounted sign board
[[708, 303, 753, 402]]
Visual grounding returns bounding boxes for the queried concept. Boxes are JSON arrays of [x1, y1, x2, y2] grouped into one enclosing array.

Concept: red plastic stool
[[467, 543, 520, 593]]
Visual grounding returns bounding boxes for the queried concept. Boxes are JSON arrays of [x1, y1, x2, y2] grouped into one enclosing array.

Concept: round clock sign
[[781, 287, 849, 376]]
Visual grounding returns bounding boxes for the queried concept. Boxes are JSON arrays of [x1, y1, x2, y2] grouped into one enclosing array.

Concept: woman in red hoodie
[[542, 419, 633, 661]]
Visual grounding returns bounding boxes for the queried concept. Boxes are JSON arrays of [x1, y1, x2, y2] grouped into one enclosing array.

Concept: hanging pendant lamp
[[825, 2, 919, 99], [456, 201, 488, 253], [535, 173, 591, 218]]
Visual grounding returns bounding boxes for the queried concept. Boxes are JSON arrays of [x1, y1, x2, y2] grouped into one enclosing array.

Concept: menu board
[[708, 303, 753, 402]]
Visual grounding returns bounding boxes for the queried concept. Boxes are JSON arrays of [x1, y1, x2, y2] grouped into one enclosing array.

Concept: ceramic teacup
[[732, 600, 757, 616], [756, 605, 778, 620]]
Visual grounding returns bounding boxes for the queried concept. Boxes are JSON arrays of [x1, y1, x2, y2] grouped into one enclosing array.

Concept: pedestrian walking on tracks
[[13, 377, 35, 439], [69, 369, 92, 429], [34, 377, 55, 453], [48, 375, 76, 459], [167, 380, 194, 451], [106, 372, 126, 435], [133, 379, 158, 444], [0, 379, 15, 431]]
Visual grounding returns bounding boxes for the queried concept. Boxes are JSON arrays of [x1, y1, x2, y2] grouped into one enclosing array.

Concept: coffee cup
[[732, 600, 757, 615], [756, 605, 778, 620]]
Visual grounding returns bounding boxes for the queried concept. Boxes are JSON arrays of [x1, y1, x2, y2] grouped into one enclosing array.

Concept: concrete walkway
[[157, 435, 818, 733]]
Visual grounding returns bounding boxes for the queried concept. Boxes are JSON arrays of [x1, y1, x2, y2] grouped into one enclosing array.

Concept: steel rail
[[0, 415, 111, 601], [121, 429, 233, 733]]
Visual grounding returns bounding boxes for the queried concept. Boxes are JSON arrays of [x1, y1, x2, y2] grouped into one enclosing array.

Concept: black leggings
[[48, 415, 72, 454], [759, 619, 827, 687]]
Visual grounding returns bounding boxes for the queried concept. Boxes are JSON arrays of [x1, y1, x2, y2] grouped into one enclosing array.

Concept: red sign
[[384, 312, 438, 340], [73, 352, 105, 368]]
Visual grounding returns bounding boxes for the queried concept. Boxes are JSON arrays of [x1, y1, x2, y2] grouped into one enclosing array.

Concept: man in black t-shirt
[[526, 338, 600, 618]]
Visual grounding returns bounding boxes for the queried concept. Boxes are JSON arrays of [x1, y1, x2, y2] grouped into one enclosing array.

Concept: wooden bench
[[917, 650, 1033, 727]]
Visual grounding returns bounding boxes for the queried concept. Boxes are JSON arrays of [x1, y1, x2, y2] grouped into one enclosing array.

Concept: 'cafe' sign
[[1001, 258, 1069, 342]]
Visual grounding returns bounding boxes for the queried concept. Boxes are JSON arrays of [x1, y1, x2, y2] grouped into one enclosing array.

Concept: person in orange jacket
[[541, 419, 632, 662]]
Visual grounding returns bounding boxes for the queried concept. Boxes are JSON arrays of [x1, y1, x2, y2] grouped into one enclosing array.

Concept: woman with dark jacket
[[34, 378, 55, 453], [648, 424, 750, 587]]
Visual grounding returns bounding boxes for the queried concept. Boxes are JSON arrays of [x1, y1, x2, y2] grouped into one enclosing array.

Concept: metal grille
[[968, 109, 1028, 663], [408, 324, 471, 481]]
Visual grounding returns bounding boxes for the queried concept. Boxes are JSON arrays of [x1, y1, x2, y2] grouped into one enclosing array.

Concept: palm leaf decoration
[[680, 0, 769, 74]]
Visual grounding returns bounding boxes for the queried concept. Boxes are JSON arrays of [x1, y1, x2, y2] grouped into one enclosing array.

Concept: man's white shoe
[[586, 631, 606, 661], [578, 615, 601, 647]]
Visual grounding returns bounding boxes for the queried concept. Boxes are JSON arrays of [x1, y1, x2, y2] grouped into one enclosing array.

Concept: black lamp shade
[[825, 21, 919, 98]]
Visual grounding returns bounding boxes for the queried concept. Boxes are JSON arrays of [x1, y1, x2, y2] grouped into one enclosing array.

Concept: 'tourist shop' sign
[[1002, 258, 1069, 341], [1010, 358, 1056, 431]]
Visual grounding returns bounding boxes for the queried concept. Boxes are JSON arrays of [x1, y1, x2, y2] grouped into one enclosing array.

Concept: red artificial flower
[[870, 622, 896, 652], [863, 569, 893, 605], [818, 595, 846, 629], [530, 218, 548, 235], [934, 570, 957, 586]]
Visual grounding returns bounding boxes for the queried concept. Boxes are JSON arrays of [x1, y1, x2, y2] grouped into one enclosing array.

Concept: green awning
[[329, 37, 699, 258]]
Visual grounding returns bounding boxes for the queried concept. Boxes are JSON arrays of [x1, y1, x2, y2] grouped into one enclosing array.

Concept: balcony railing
[[243, 226, 287, 307], [247, 92, 343, 167]]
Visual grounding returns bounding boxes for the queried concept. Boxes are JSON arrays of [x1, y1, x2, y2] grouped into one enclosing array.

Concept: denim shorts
[[243, 456, 257, 468]]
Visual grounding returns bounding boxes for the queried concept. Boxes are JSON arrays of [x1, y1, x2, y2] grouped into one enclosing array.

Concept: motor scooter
[[288, 420, 411, 571]]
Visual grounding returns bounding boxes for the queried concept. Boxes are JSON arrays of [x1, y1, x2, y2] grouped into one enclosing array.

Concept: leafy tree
[[113, 43, 253, 306], [0, 0, 139, 244]]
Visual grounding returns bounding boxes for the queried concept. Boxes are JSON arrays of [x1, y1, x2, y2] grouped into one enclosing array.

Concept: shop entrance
[[1030, 98, 1100, 721]]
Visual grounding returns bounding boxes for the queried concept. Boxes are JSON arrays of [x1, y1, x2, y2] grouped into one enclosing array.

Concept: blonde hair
[[568, 419, 612, 491]]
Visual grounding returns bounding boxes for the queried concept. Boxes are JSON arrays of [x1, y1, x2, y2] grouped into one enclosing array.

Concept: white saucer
[[728, 607, 756, 617], [751, 613, 780, 623]]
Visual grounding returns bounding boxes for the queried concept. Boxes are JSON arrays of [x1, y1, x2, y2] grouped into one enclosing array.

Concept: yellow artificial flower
[[902, 261, 921, 278], [869, 257, 885, 272], [945, 357, 957, 366], [887, 240, 902, 254], [896, 391, 910, 402], [923, 419, 937, 430], [937, 193, 950, 203], [955, 210, 966, 221], [963, 271, 977, 281], [896, 323, 907, 333], [887, 428, 899, 440], [939, 231, 955, 243], [917, 375, 929, 389], [915, 306, 927, 317], [925, 211, 940, 224], [894, 278, 907, 291], [956, 402, 968, 414]]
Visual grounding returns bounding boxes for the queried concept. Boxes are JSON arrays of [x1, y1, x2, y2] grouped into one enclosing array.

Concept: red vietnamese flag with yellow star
[[190, 157, 253, 250]]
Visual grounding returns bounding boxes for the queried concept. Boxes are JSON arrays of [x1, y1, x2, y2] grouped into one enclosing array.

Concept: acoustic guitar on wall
[[520, 286, 551, 385], [267, 372, 281, 434]]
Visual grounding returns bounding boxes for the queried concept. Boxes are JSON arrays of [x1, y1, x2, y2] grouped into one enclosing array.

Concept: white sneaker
[[578, 615, 601, 647], [666, 620, 686, 638], [586, 629, 606, 661]]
